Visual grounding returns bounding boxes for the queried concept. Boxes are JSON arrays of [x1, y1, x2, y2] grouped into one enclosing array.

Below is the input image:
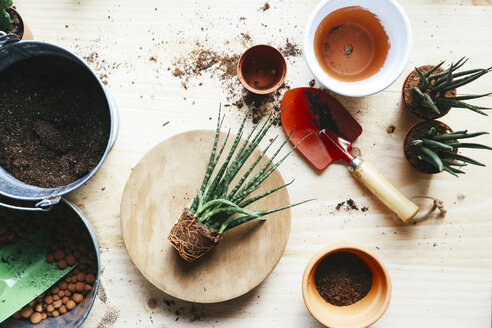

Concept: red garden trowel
[[281, 87, 419, 222]]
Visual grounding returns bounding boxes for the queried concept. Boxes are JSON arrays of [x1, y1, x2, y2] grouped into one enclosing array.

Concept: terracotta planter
[[302, 243, 391, 328], [403, 120, 456, 174], [5, 7, 33, 40], [402, 65, 456, 120], [237, 44, 286, 94]]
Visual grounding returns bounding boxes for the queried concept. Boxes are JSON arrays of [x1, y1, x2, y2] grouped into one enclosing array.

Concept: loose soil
[[304, 89, 339, 133], [404, 120, 454, 174], [170, 38, 303, 125], [403, 65, 456, 120], [315, 252, 373, 306], [168, 209, 221, 263], [0, 55, 110, 188], [5, 8, 24, 39]]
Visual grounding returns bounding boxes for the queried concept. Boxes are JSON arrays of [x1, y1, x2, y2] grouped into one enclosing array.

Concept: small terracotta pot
[[237, 44, 286, 94], [402, 65, 456, 120], [6, 7, 33, 40], [302, 243, 391, 328], [403, 120, 456, 174]]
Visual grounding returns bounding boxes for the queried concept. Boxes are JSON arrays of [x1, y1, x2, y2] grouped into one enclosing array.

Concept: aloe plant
[[168, 107, 312, 262], [412, 126, 491, 177], [412, 57, 492, 116], [0, 0, 12, 32]]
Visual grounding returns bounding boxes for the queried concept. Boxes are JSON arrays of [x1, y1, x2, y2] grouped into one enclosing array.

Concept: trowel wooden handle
[[349, 157, 419, 222]]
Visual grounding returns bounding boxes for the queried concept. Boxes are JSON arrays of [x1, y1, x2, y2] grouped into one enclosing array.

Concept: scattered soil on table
[[386, 125, 395, 134], [81, 51, 122, 86], [404, 120, 454, 174], [0, 202, 97, 324], [315, 252, 373, 306], [403, 65, 456, 120], [171, 39, 300, 125], [0, 55, 110, 188], [335, 199, 368, 212], [309, 79, 316, 87], [261, 2, 270, 11], [279, 39, 301, 58], [5, 8, 24, 39]]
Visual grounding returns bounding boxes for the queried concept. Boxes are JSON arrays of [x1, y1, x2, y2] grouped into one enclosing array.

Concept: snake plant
[[412, 57, 491, 116], [168, 107, 312, 262], [412, 126, 491, 177]]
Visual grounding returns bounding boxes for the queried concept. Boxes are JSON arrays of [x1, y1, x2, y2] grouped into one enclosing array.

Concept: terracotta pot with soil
[[302, 243, 391, 328], [0, 40, 117, 210], [404, 120, 491, 177], [0, 2, 33, 40], [402, 57, 491, 120]]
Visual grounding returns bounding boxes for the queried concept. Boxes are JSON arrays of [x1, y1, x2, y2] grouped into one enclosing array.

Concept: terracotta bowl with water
[[302, 243, 391, 328]]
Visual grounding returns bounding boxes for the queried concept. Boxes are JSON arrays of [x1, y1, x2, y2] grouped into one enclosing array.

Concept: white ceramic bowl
[[303, 0, 412, 97]]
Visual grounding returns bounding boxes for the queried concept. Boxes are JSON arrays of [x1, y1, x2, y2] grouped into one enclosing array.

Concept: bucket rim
[[0, 40, 117, 203]]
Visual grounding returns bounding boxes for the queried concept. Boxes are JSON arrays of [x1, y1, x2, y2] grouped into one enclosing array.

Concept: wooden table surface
[[13, 0, 492, 327]]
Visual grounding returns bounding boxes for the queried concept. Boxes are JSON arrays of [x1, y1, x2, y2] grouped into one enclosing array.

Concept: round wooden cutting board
[[120, 130, 292, 303]]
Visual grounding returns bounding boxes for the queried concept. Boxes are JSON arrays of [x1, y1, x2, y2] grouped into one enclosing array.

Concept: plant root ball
[[168, 209, 222, 263]]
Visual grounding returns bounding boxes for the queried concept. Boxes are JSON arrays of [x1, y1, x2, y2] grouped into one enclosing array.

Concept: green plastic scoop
[[0, 230, 75, 323]]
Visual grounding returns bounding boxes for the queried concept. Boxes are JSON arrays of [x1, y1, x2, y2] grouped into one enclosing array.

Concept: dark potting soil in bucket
[[314, 252, 373, 306], [0, 55, 110, 188]]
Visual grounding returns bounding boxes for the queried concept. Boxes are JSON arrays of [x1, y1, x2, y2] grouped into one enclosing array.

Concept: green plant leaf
[[443, 152, 485, 166], [445, 142, 492, 150], [413, 86, 440, 114], [432, 131, 489, 141], [420, 146, 444, 171], [424, 61, 445, 78], [415, 67, 429, 90]]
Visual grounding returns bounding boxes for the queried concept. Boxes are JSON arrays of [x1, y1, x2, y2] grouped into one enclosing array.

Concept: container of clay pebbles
[[0, 198, 100, 327], [302, 243, 391, 328], [0, 33, 118, 211]]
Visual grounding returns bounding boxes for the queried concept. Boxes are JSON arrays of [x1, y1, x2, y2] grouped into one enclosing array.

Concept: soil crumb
[[262, 2, 270, 11], [309, 79, 315, 87], [386, 125, 395, 134], [335, 199, 367, 212], [280, 39, 302, 58]]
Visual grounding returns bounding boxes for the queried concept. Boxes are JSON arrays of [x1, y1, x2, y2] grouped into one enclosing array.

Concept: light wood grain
[[9, 0, 492, 327], [120, 130, 291, 303]]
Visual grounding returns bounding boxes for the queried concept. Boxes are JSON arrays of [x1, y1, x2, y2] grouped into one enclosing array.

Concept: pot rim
[[237, 44, 287, 94], [0, 40, 118, 204], [302, 242, 391, 328], [5, 7, 32, 41], [60, 198, 101, 327]]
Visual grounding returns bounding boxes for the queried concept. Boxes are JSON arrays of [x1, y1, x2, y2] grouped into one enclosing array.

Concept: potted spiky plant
[[168, 108, 311, 262], [404, 120, 491, 176], [402, 57, 491, 120], [0, 0, 32, 40]]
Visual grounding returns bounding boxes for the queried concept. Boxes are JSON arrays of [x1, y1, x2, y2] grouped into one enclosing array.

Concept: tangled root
[[168, 209, 221, 262]]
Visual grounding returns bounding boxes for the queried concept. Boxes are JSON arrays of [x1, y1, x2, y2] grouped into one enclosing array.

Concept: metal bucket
[[0, 33, 118, 211], [0, 198, 101, 328]]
